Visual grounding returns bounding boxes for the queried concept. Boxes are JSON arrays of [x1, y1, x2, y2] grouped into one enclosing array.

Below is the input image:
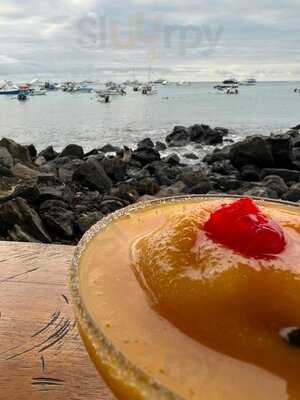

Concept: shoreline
[[0, 122, 300, 244]]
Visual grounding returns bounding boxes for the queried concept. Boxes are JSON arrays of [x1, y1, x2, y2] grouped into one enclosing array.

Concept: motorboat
[[141, 85, 157, 95], [214, 79, 239, 90], [72, 85, 94, 93], [31, 88, 47, 96], [239, 78, 257, 86], [0, 85, 20, 95]]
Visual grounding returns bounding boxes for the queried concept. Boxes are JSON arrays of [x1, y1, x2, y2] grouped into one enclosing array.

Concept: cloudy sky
[[1, 0, 300, 81]]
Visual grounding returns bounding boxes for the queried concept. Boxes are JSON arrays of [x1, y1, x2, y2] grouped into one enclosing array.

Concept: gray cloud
[[0, 0, 299, 81]]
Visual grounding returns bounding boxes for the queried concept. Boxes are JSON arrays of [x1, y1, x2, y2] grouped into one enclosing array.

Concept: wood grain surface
[[0, 241, 113, 400]]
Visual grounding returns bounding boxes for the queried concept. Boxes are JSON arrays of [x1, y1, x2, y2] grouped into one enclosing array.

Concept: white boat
[[73, 85, 93, 93], [141, 85, 157, 95], [0, 85, 20, 95], [96, 86, 126, 96], [31, 88, 46, 96], [239, 78, 257, 86]]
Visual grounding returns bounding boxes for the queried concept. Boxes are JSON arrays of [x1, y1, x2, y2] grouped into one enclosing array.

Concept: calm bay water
[[0, 81, 299, 154]]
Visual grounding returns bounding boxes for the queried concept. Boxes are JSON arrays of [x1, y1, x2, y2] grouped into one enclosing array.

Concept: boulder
[[72, 160, 112, 193], [213, 175, 242, 191], [5, 184, 40, 204], [77, 212, 104, 234], [188, 124, 225, 145], [229, 136, 274, 169], [35, 156, 47, 167], [155, 141, 167, 151], [0, 197, 51, 242], [163, 153, 181, 166], [165, 126, 190, 147], [268, 132, 292, 168], [211, 160, 238, 176], [0, 166, 13, 177], [184, 180, 212, 195], [40, 202, 74, 238], [37, 173, 59, 185], [8, 225, 40, 243], [110, 183, 140, 204], [203, 146, 231, 164], [146, 162, 181, 186], [202, 128, 224, 145], [282, 183, 300, 202], [58, 159, 85, 183], [136, 177, 160, 196], [262, 175, 288, 197], [180, 170, 207, 187], [38, 146, 58, 161], [291, 124, 300, 130], [0, 147, 14, 168], [132, 147, 160, 166], [70, 191, 103, 213], [260, 168, 300, 183], [290, 147, 300, 169], [100, 157, 128, 182], [137, 138, 154, 149], [26, 144, 37, 160], [100, 144, 121, 153], [188, 124, 206, 142], [38, 186, 63, 202], [0, 138, 31, 164], [12, 163, 41, 179], [240, 164, 261, 181], [60, 144, 84, 159]]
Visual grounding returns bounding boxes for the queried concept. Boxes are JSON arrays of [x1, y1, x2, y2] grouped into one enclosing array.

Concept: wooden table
[[0, 241, 113, 400]]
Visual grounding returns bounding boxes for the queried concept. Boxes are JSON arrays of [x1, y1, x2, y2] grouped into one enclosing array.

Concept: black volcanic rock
[[240, 164, 261, 181], [0, 197, 51, 242], [40, 201, 74, 238], [38, 146, 58, 161], [166, 126, 190, 147], [260, 168, 300, 183], [137, 138, 154, 149], [72, 159, 112, 193], [0, 138, 31, 164], [100, 144, 121, 153], [262, 175, 288, 197], [100, 157, 128, 182], [60, 144, 84, 159], [132, 147, 160, 166], [155, 141, 167, 151], [229, 136, 274, 169], [282, 183, 300, 202], [0, 147, 14, 169], [163, 153, 181, 166], [77, 212, 104, 234], [269, 132, 293, 168]]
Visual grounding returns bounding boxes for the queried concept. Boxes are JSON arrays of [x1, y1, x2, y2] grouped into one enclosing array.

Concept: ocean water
[[0, 81, 299, 156]]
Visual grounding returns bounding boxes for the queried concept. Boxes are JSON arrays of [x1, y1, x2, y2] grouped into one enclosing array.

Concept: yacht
[[214, 79, 239, 90]]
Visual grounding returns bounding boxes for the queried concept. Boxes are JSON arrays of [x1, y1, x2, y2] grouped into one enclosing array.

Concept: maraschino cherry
[[204, 197, 286, 259]]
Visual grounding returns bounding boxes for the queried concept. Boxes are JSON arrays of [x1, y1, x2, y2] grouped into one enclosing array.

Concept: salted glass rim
[[69, 195, 300, 399]]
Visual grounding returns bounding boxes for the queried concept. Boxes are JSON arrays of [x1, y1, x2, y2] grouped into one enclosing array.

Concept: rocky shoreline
[[0, 123, 300, 244]]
